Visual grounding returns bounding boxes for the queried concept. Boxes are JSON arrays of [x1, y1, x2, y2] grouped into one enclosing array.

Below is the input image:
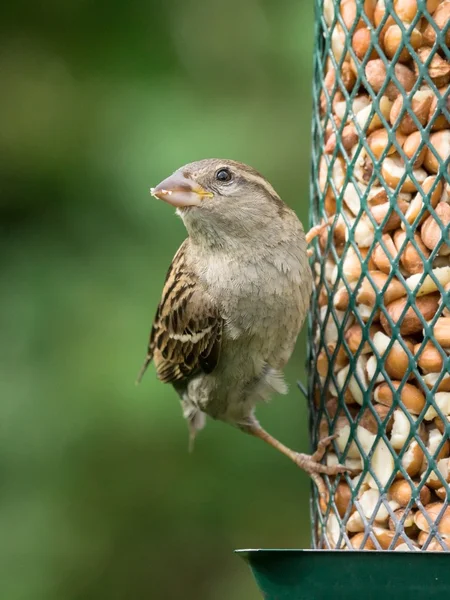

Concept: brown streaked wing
[[138, 240, 223, 384]]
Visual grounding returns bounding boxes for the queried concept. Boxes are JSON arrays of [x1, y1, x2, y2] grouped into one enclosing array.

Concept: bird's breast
[[201, 250, 312, 365]]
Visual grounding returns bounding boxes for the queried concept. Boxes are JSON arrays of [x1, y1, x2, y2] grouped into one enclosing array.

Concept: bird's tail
[[188, 412, 206, 453], [182, 400, 206, 453], [135, 354, 152, 385]]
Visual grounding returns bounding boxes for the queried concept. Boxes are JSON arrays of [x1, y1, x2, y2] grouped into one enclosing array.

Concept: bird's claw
[[305, 218, 333, 246], [294, 435, 351, 500]]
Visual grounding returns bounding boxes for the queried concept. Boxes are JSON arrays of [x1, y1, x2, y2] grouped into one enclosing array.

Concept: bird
[[137, 158, 346, 497]]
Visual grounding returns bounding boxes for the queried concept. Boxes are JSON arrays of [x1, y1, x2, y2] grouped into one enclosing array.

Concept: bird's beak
[[150, 172, 213, 208]]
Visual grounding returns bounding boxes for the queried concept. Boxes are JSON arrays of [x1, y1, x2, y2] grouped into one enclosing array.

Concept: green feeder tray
[[236, 549, 450, 599]]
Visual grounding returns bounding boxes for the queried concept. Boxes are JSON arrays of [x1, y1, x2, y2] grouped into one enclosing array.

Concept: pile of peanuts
[[313, 0, 450, 550]]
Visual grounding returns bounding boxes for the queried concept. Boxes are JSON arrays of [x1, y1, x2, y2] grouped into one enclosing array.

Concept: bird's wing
[[137, 240, 223, 384]]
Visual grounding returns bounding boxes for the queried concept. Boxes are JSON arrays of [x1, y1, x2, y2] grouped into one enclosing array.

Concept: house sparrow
[[138, 159, 346, 496]]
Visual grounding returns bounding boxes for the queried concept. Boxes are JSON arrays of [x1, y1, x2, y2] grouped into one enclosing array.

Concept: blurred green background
[[1, 1, 315, 598]]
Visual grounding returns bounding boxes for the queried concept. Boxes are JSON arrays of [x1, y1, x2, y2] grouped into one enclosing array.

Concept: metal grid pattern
[[308, 0, 450, 551]]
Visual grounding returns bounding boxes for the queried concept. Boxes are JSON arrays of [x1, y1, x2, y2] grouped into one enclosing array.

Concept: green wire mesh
[[308, 0, 450, 551]]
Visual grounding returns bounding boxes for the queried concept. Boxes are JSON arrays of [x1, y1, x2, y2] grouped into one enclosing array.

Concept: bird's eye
[[215, 168, 232, 182]]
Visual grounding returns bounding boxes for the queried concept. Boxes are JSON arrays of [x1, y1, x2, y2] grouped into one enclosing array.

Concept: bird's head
[[150, 159, 290, 246]]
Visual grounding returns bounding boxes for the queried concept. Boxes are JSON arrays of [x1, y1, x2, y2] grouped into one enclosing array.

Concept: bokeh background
[[1, 1, 315, 598]]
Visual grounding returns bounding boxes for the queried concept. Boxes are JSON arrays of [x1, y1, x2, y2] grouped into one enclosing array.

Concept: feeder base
[[236, 549, 450, 599]]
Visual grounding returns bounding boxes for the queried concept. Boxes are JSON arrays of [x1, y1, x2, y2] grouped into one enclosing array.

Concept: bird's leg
[[240, 421, 348, 499]]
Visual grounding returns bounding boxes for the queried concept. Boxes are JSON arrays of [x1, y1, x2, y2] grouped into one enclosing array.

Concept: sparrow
[[138, 159, 346, 496]]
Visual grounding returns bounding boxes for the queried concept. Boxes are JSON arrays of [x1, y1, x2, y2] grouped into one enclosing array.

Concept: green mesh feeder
[[309, 0, 450, 553], [238, 0, 450, 596]]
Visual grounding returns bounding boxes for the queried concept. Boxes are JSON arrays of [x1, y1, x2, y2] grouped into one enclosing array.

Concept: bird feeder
[[239, 0, 450, 596]]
